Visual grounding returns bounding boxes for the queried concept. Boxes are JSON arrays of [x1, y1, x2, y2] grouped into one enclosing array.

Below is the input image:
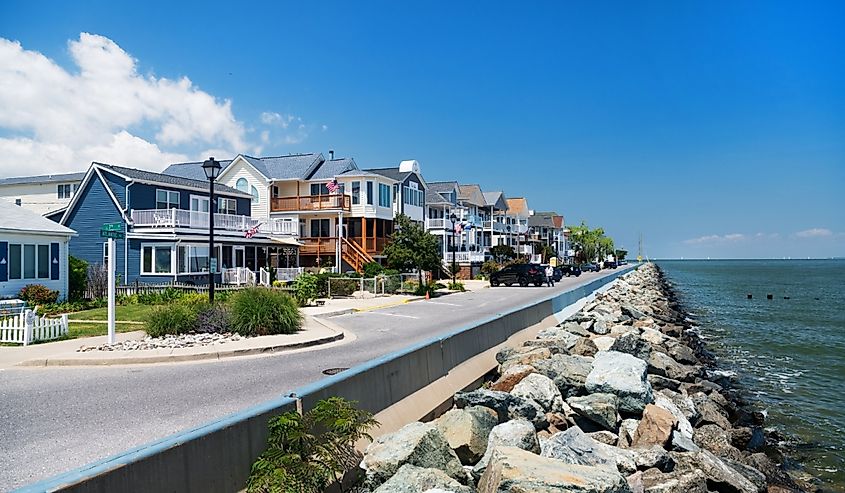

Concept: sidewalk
[[301, 294, 423, 317], [0, 315, 347, 368]]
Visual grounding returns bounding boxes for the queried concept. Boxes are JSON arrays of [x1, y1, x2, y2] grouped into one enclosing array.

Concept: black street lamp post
[[450, 213, 458, 285], [202, 157, 222, 303]]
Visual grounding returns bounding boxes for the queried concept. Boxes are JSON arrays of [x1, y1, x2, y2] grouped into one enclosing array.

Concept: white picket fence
[[0, 310, 68, 346]]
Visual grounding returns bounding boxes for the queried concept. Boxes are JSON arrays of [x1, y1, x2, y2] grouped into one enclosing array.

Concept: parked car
[[490, 263, 546, 287], [560, 265, 582, 277], [581, 262, 600, 272], [552, 266, 563, 282], [604, 261, 618, 269]]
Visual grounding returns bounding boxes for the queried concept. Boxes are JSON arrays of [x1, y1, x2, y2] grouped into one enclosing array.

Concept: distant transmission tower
[[637, 233, 644, 262]]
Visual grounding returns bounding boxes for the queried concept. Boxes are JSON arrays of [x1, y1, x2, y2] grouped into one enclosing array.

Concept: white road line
[[366, 312, 419, 319], [424, 301, 462, 307]]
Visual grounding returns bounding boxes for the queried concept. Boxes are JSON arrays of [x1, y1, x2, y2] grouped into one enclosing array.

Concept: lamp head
[[202, 157, 222, 180]]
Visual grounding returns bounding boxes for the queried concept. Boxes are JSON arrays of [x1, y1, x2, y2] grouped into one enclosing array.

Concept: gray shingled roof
[[309, 158, 358, 180], [528, 212, 557, 228], [458, 184, 487, 207], [0, 199, 76, 235], [427, 181, 458, 193], [426, 189, 450, 205], [163, 153, 327, 182], [365, 167, 411, 182], [96, 163, 249, 196], [161, 160, 234, 181], [0, 172, 86, 186]]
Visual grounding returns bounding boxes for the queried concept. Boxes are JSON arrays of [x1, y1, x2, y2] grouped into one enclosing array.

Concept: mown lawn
[[67, 322, 144, 339], [67, 304, 159, 322]]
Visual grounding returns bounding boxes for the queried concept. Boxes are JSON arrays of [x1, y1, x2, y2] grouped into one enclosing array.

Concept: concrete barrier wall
[[18, 267, 635, 493]]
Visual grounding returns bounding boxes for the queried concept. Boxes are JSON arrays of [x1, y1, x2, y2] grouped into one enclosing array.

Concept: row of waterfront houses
[[0, 152, 569, 298]]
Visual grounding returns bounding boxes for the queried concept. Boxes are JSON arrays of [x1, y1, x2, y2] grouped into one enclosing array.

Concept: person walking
[[545, 264, 554, 287]]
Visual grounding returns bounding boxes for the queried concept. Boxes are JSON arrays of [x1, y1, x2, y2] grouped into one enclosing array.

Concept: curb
[[16, 322, 346, 367]]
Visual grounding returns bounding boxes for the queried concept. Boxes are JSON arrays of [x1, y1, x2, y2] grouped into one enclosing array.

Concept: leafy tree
[[540, 244, 557, 263], [362, 262, 384, 278], [489, 244, 516, 263], [247, 397, 378, 493], [615, 248, 628, 261], [568, 221, 614, 263], [68, 255, 88, 301], [383, 214, 442, 286]]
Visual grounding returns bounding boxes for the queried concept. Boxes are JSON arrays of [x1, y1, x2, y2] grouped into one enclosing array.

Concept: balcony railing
[[426, 218, 453, 230], [131, 209, 298, 236], [298, 236, 389, 255], [482, 220, 506, 232], [132, 209, 259, 233], [270, 194, 350, 212], [443, 251, 486, 263]]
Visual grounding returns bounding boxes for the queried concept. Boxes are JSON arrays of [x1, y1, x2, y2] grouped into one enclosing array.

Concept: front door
[[234, 246, 245, 268]]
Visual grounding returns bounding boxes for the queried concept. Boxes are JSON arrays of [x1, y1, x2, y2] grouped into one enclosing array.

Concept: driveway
[[0, 268, 624, 490]]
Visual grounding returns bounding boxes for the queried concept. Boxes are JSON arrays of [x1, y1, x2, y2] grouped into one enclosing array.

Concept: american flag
[[325, 179, 340, 193], [244, 223, 261, 239]]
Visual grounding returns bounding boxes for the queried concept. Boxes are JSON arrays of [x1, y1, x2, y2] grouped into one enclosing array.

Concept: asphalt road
[[0, 268, 623, 490]]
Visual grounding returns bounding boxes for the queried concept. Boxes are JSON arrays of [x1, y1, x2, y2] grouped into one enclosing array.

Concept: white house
[[0, 199, 77, 300], [0, 172, 86, 216]]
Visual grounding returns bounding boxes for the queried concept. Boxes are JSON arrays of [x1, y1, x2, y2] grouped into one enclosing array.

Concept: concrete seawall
[[15, 266, 635, 493]]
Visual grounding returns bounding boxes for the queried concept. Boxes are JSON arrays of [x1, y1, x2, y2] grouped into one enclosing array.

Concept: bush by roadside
[[145, 304, 198, 338], [227, 287, 302, 337]]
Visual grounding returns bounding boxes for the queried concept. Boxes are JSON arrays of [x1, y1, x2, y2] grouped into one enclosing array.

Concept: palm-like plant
[[247, 397, 378, 493]]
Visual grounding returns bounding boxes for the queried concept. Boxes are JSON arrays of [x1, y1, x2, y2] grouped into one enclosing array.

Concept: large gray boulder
[[586, 351, 654, 413], [362, 422, 467, 488], [454, 388, 547, 429], [690, 392, 732, 430], [532, 354, 594, 397], [536, 326, 582, 349], [652, 393, 693, 439], [693, 424, 742, 461], [490, 364, 535, 392], [562, 321, 591, 337], [478, 446, 632, 493], [435, 407, 498, 465], [648, 352, 696, 382], [672, 450, 763, 493], [609, 333, 652, 361], [639, 467, 708, 493], [511, 373, 565, 413], [473, 419, 539, 477], [540, 426, 636, 474], [373, 464, 474, 493], [566, 393, 619, 431], [571, 337, 599, 357], [497, 346, 552, 373]]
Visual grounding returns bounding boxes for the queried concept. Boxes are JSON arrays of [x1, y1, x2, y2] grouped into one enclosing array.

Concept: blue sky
[[1, 1, 843, 258]]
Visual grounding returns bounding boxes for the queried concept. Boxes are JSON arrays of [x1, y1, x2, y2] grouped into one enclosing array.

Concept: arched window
[[236, 178, 248, 193], [250, 185, 259, 204]]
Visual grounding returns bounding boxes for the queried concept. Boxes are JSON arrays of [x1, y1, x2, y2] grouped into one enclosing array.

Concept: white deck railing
[[131, 210, 298, 236], [0, 311, 68, 346], [275, 267, 304, 281], [222, 267, 256, 285], [425, 218, 454, 230], [443, 251, 486, 263]]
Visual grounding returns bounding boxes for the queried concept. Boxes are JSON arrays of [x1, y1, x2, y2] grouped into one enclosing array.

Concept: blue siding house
[[58, 162, 285, 285]]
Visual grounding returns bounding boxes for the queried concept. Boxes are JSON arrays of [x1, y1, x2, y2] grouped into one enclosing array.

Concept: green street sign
[[101, 223, 122, 232], [100, 230, 125, 239]]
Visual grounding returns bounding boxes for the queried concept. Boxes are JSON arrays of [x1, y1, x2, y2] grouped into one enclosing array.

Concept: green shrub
[[362, 262, 384, 278], [145, 304, 197, 338], [292, 273, 319, 306], [178, 292, 209, 308], [19, 284, 59, 305], [328, 277, 358, 297], [228, 287, 302, 336], [116, 294, 139, 305], [247, 397, 378, 493], [314, 272, 341, 298], [447, 281, 465, 292], [196, 304, 229, 334], [68, 256, 88, 301], [481, 260, 500, 279]]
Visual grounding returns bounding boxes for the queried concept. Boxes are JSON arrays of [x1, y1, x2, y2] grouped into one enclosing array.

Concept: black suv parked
[[560, 265, 582, 277], [490, 263, 545, 287]]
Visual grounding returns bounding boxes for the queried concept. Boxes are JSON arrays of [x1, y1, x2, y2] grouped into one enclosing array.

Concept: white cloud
[[683, 233, 747, 245], [795, 228, 833, 238], [0, 33, 322, 176]]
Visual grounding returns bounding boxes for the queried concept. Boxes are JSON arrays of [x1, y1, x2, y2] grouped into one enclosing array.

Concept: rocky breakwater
[[356, 263, 816, 493]]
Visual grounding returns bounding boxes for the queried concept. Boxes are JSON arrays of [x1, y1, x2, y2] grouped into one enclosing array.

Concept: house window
[[23, 244, 35, 279], [236, 178, 249, 193], [310, 219, 331, 237], [366, 181, 373, 205], [310, 183, 322, 196], [156, 189, 180, 209], [141, 245, 173, 275], [190, 195, 210, 213], [57, 184, 73, 199], [351, 181, 360, 205], [102, 242, 109, 266], [8, 244, 21, 279], [177, 245, 210, 273], [250, 185, 259, 204], [378, 183, 391, 208], [218, 197, 237, 215]]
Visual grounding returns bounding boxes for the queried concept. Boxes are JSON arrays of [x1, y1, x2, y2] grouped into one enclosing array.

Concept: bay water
[[656, 259, 845, 490]]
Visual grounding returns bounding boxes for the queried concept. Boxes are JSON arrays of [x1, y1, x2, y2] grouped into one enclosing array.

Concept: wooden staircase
[[341, 237, 375, 273]]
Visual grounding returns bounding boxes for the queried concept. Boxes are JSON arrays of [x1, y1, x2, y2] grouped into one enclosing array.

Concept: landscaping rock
[[498, 346, 552, 373], [672, 450, 762, 493], [373, 464, 473, 493], [478, 446, 632, 493], [653, 393, 694, 439], [639, 328, 665, 346], [541, 427, 636, 474], [670, 430, 700, 452], [511, 373, 565, 413], [361, 421, 466, 488], [536, 327, 581, 349], [665, 342, 698, 365], [591, 319, 610, 335], [629, 446, 675, 472], [593, 336, 617, 351], [472, 419, 539, 477], [647, 375, 681, 392], [690, 392, 731, 430], [647, 351, 695, 382], [609, 333, 652, 361], [693, 424, 742, 461], [454, 389, 547, 429], [562, 321, 591, 337], [523, 338, 575, 355], [618, 419, 640, 448], [586, 351, 654, 414], [571, 337, 599, 357], [566, 393, 619, 431], [532, 354, 593, 398], [435, 407, 498, 465], [490, 364, 535, 392], [640, 467, 708, 493], [632, 404, 677, 448]]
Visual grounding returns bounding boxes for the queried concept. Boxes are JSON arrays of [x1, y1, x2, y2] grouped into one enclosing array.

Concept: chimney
[[329, 149, 335, 160]]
